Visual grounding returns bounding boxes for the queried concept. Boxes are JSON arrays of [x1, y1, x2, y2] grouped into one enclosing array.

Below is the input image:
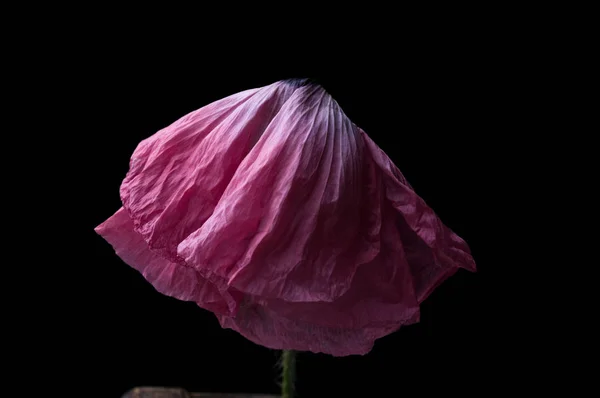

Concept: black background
[[50, 18, 530, 397]]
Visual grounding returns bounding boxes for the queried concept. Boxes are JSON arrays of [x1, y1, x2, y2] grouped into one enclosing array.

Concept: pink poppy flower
[[95, 78, 476, 356]]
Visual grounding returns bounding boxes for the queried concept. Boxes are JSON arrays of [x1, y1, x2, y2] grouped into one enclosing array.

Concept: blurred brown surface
[[122, 386, 279, 398]]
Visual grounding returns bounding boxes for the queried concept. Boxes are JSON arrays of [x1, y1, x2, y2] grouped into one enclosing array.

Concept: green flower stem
[[281, 350, 296, 398]]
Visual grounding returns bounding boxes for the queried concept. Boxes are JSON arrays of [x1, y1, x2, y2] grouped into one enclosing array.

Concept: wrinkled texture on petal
[[95, 78, 476, 356]]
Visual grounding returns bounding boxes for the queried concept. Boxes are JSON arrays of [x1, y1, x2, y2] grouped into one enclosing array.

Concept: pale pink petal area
[[178, 84, 378, 304], [96, 78, 476, 356]]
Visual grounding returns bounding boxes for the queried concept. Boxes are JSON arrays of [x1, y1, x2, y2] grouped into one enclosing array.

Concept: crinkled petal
[[94, 208, 237, 315], [178, 84, 379, 303], [361, 130, 476, 302], [96, 79, 476, 356], [120, 81, 303, 263]]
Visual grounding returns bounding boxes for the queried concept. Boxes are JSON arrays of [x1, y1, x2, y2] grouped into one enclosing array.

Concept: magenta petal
[[361, 130, 476, 302], [96, 79, 476, 356], [94, 208, 238, 315]]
